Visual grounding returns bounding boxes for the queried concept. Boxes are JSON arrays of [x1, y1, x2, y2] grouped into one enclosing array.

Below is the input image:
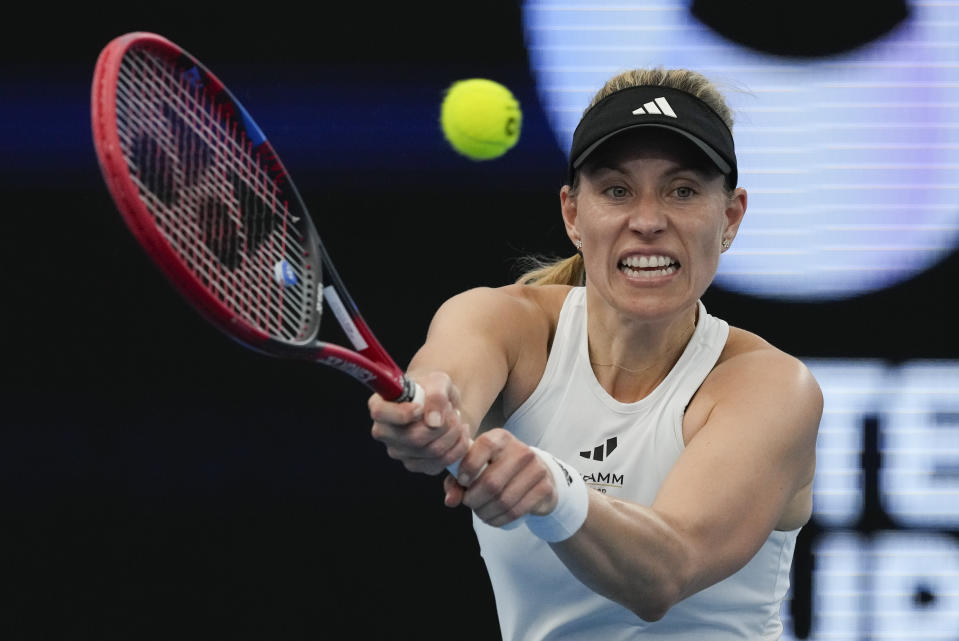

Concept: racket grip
[[402, 377, 426, 405], [447, 458, 463, 477]]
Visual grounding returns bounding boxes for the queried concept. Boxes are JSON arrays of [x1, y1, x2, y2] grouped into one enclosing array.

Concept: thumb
[[443, 474, 466, 507], [420, 371, 460, 428]]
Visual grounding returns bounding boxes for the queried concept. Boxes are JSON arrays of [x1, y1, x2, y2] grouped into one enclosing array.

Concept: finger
[[466, 449, 550, 524], [454, 428, 514, 486], [418, 372, 460, 428], [479, 470, 554, 527], [374, 417, 470, 475], [443, 474, 465, 507], [398, 453, 449, 475], [435, 415, 472, 468], [370, 417, 428, 446], [368, 393, 424, 425], [386, 418, 471, 467], [373, 420, 440, 453]]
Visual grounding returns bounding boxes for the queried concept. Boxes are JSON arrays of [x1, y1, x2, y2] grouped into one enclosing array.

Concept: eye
[[674, 185, 696, 198], [605, 185, 629, 199]]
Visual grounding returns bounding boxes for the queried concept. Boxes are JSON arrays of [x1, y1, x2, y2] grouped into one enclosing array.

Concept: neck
[[585, 296, 699, 403]]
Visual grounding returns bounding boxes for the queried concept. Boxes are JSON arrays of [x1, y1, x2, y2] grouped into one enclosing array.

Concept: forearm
[[405, 344, 507, 434], [403, 286, 539, 431], [368, 287, 536, 478], [551, 492, 696, 622]]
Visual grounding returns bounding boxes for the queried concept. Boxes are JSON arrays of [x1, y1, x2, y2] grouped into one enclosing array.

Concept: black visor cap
[[568, 85, 737, 189]]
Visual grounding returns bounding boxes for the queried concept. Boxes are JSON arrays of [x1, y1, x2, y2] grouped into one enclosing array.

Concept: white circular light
[[523, 1, 959, 300]]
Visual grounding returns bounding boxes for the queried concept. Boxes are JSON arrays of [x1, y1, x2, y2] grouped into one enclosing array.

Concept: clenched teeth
[[622, 265, 678, 278], [619, 255, 678, 278], [620, 255, 677, 268]]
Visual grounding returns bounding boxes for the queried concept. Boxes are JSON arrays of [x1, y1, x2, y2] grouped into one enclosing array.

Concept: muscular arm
[[549, 349, 822, 621], [406, 288, 519, 433]]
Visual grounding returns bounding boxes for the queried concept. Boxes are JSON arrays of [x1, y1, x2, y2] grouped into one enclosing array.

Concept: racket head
[[91, 32, 409, 399]]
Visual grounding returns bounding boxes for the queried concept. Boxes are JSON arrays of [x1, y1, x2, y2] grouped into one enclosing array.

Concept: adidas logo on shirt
[[632, 97, 677, 118], [580, 436, 618, 462]]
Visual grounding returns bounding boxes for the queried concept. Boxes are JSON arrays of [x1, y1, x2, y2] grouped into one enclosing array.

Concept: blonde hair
[[514, 253, 586, 286], [595, 68, 734, 130], [516, 68, 734, 287]]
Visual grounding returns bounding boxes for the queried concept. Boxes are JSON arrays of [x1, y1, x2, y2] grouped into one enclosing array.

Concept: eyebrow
[[589, 161, 715, 180]]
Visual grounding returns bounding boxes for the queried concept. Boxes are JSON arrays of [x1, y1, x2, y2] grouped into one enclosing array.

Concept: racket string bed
[[94, 32, 418, 400], [114, 48, 316, 342], [117, 50, 312, 329]]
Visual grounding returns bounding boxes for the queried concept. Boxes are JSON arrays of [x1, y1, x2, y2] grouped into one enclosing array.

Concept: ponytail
[[514, 254, 585, 286]]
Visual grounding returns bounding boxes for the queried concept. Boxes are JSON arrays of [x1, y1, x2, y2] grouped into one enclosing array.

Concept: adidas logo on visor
[[631, 97, 677, 118]]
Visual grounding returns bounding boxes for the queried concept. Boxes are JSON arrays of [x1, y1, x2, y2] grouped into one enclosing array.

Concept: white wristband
[[524, 447, 589, 542]]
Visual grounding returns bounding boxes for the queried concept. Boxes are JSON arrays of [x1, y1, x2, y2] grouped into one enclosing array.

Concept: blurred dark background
[[2, 1, 956, 639]]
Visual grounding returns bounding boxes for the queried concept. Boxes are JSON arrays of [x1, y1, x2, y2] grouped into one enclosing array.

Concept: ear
[[560, 185, 580, 246], [722, 187, 747, 244]]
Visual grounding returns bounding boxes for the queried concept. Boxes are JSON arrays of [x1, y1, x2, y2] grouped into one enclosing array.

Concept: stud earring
[[721, 238, 731, 251], [575, 240, 583, 251]]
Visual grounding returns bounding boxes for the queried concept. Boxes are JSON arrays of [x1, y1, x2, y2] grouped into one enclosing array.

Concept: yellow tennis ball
[[440, 78, 522, 161]]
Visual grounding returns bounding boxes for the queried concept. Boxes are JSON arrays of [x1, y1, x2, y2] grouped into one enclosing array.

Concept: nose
[[627, 194, 667, 238]]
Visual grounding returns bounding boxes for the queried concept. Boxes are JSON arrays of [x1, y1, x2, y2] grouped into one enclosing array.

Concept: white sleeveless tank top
[[473, 287, 798, 640]]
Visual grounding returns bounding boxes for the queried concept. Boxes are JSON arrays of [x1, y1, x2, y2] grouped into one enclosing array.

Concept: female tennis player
[[368, 68, 822, 640]]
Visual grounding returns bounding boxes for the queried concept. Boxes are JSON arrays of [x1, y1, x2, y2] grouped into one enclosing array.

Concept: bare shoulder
[[683, 326, 823, 444], [716, 327, 821, 395], [434, 283, 571, 331], [493, 282, 573, 311]]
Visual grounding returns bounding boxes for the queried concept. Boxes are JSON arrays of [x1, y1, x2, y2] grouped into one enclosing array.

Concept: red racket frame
[[91, 32, 415, 402]]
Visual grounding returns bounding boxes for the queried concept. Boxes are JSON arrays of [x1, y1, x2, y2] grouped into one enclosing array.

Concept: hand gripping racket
[[90, 32, 425, 407]]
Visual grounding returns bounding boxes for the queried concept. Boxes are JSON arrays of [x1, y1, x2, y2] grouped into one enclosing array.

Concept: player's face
[[561, 129, 746, 320]]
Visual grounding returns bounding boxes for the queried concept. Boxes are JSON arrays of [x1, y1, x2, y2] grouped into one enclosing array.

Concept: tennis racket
[[90, 32, 426, 408]]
